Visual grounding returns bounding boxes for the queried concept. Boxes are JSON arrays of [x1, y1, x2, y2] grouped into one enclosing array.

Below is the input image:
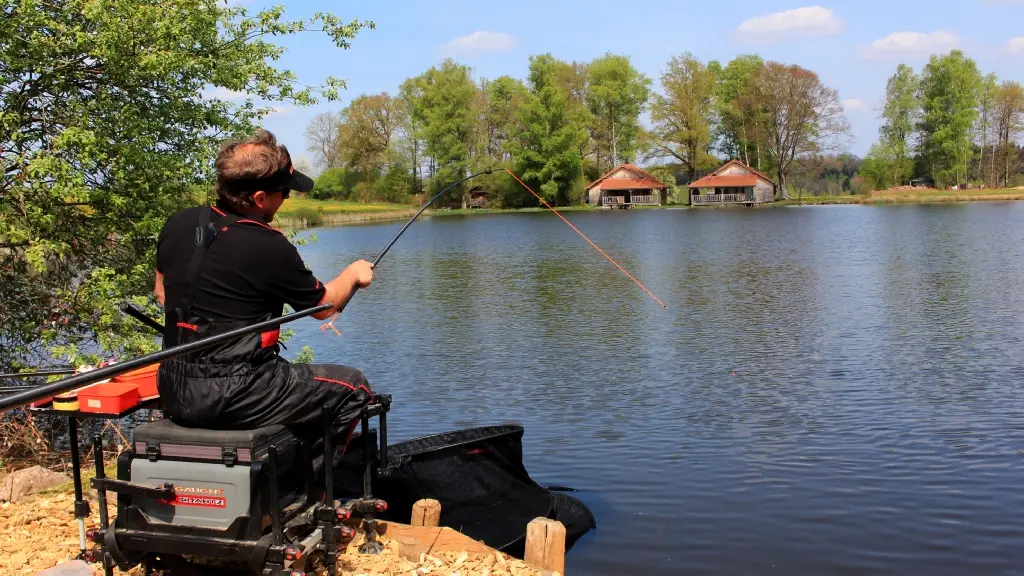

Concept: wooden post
[[411, 498, 441, 527], [524, 517, 565, 575]]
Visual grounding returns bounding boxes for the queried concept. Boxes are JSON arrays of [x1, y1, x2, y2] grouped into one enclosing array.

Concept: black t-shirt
[[156, 201, 326, 322]]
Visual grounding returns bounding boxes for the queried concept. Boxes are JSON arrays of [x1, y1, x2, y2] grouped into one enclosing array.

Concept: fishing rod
[[121, 302, 164, 334], [320, 168, 495, 334], [0, 302, 333, 413], [0, 368, 77, 380]]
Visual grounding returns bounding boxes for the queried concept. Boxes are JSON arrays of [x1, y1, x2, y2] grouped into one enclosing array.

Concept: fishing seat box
[[120, 418, 307, 537]]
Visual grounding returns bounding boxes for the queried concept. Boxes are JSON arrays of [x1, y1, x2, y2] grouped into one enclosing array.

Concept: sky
[[226, 0, 1024, 169]]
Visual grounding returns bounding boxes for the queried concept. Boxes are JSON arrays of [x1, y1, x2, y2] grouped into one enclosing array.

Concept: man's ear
[[251, 190, 268, 208]]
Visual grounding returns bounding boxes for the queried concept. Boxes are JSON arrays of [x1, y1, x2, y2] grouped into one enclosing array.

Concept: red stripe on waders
[[313, 376, 374, 455], [313, 377, 373, 400]]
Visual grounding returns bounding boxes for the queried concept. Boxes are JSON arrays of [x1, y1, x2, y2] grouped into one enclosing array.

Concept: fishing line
[[317, 166, 668, 338], [503, 167, 668, 309], [319, 169, 496, 335]]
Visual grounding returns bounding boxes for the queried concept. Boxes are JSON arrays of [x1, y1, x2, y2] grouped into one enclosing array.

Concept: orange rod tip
[[503, 167, 668, 310]]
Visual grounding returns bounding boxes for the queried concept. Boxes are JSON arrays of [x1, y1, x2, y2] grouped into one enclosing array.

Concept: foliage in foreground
[[0, 0, 372, 373]]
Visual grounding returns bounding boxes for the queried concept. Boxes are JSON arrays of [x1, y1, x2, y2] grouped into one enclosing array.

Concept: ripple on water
[[287, 205, 1024, 575]]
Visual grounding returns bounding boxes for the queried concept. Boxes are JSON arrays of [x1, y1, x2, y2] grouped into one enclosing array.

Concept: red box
[[78, 382, 140, 414], [112, 363, 159, 398]]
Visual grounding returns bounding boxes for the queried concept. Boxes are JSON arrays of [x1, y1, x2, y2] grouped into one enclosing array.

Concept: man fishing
[[153, 128, 374, 453]]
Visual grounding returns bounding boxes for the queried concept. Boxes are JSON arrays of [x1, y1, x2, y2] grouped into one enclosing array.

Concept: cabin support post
[[411, 498, 441, 527], [524, 517, 566, 575]]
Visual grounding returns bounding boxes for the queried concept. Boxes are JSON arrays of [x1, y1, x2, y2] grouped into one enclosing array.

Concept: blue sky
[[230, 0, 1024, 168]]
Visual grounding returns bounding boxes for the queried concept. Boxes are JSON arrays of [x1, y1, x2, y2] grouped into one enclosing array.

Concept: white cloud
[[843, 98, 868, 111], [735, 6, 843, 43], [206, 86, 249, 101], [266, 105, 296, 117], [1006, 37, 1024, 54], [439, 31, 516, 58], [861, 30, 961, 59]]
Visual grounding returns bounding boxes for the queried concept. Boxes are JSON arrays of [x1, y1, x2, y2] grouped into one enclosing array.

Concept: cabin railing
[[601, 194, 659, 206], [691, 194, 748, 204]]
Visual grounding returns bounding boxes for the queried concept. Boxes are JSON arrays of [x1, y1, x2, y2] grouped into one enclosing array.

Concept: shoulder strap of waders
[[180, 207, 243, 313]]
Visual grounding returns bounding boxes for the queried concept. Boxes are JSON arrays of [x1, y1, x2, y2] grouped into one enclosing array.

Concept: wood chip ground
[[1, 489, 548, 576]]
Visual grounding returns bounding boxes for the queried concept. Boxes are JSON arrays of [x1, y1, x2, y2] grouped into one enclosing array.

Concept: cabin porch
[[689, 186, 754, 205], [600, 189, 663, 209]]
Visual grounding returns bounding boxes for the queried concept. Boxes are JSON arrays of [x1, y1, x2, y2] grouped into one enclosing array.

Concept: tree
[[715, 54, 764, 168], [337, 92, 406, 185], [0, 0, 371, 373], [746, 62, 851, 199], [585, 54, 651, 169], [510, 54, 589, 206], [398, 75, 428, 195], [976, 73, 999, 185], [551, 59, 595, 172], [418, 59, 478, 207], [993, 82, 1024, 187], [648, 53, 720, 181], [305, 112, 342, 170], [860, 144, 896, 191], [484, 76, 529, 162], [878, 64, 920, 186], [917, 50, 983, 188]]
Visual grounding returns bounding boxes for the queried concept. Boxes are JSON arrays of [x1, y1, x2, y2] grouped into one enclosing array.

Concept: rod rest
[[90, 478, 174, 501]]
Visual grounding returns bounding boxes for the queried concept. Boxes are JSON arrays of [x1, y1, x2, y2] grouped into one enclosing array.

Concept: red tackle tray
[[112, 362, 159, 398], [78, 382, 140, 414]]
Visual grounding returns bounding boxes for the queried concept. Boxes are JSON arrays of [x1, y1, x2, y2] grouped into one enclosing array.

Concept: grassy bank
[[776, 188, 1024, 206], [275, 197, 415, 227], [426, 205, 598, 217]]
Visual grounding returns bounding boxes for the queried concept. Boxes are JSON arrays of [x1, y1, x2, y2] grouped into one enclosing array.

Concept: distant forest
[[302, 50, 1024, 208]]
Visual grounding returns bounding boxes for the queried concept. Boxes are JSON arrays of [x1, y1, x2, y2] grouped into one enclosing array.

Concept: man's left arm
[[154, 270, 165, 307]]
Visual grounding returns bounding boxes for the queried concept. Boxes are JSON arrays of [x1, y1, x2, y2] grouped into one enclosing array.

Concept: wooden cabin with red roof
[[585, 163, 670, 209], [687, 160, 776, 205]]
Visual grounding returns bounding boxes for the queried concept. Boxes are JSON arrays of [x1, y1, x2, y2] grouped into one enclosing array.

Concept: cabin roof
[[688, 159, 775, 188], [586, 163, 669, 191], [713, 159, 775, 182]]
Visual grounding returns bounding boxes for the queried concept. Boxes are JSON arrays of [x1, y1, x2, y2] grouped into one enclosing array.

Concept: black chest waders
[[158, 207, 288, 427]]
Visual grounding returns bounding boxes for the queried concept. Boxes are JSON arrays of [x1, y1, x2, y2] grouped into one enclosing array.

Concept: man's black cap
[[282, 162, 314, 193], [226, 161, 315, 195]]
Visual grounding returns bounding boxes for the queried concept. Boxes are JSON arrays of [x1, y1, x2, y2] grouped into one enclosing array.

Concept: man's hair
[[214, 129, 293, 209]]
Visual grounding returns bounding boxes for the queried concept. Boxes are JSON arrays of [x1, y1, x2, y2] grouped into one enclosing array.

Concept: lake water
[[286, 203, 1024, 575]]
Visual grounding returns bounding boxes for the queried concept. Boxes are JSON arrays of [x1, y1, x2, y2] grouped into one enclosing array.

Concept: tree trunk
[[777, 170, 786, 201], [1006, 130, 1011, 187], [611, 115, 617, 167], [742, 124, 750, 165]]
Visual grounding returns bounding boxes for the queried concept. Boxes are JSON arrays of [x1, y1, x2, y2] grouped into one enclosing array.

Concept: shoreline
[[274, 191, 1024, 230]]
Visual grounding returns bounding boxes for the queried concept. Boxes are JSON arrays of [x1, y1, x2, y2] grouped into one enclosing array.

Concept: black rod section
[[0, 303, 332, 412], [379, 409, 388, 471], [361, 416, 371, 498], [323, 405, 334, 506], [68, 417, 88, 555], [372, 169, 492, 267], [120, 303, 164, 334], [268, 444, 283, 545], [93, 431, 109, 529]]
